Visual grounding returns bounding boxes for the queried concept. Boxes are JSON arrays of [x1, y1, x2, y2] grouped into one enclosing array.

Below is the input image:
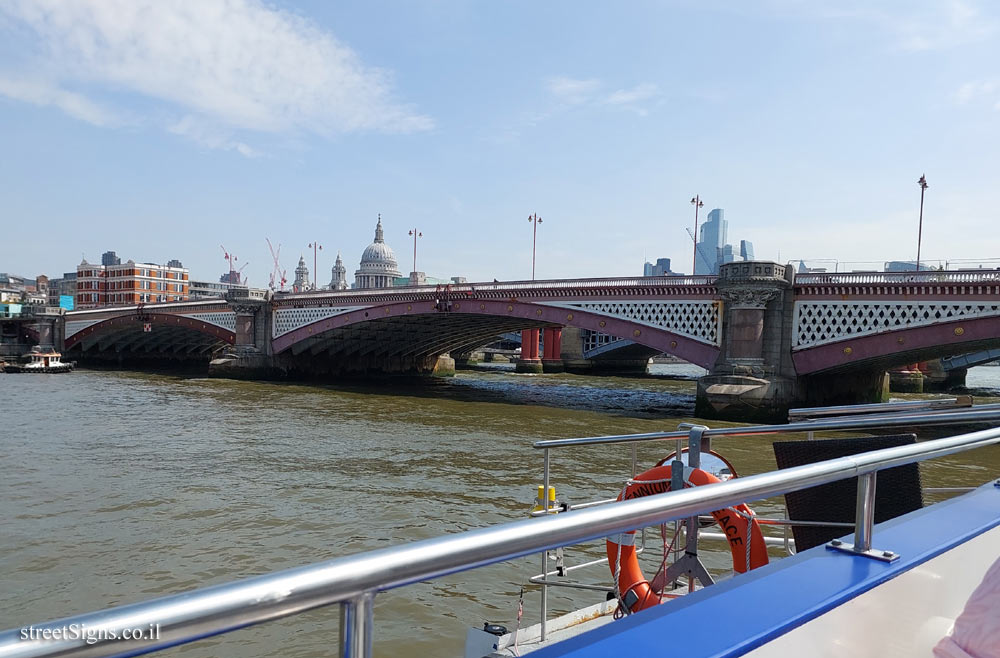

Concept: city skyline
[[2, 1, 1000, 285]]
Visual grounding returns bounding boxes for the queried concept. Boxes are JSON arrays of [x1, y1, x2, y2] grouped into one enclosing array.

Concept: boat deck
[[532, 482, 1000, 658]]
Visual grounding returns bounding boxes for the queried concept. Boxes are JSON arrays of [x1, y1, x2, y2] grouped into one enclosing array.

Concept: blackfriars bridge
[[46, 261, 1000, 421]]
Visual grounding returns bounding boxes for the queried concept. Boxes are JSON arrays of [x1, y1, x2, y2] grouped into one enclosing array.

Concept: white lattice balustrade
[[547, 301, 721, 345], [65, 320, 101, 339], [272, 307, 360, 338], [190, 312, 236, 332], [793, 301, 1000, 349]]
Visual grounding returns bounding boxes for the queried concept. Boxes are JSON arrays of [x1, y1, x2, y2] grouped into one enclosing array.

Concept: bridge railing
[[65, 299, 233, 317], [795, 269, 1000, 286], [274, 275, 718, 302]]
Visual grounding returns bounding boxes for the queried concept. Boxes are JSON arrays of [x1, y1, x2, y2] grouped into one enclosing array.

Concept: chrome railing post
[[339, 591, 375, 658], [686, 425, 708, 469], [854, 472, 877, 552], [540, 448, 550, 641], [660, 425, 715, 591], [827, 471, 898, 562]]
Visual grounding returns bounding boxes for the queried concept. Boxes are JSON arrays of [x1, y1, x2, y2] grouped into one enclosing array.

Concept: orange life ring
[[605, 463, 769, 613]]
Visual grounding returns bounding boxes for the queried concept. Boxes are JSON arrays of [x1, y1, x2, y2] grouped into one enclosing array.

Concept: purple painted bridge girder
[[271, 298, 721, 370], [792, 315, 1000, 374], [65, 312, 235, 350]]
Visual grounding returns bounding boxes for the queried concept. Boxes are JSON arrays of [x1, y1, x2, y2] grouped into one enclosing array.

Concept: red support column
[[517, 328, 543, 373], [541, 327, 564, 373]]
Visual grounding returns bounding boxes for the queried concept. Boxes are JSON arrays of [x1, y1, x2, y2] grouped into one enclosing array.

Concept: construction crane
[[685, 228, 715, 275], [220, 245, 243, 285], [266, 238, 287, 291], [237, 261, 250, 284]]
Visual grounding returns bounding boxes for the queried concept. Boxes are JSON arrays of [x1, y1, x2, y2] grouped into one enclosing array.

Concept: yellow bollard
[[531, 485, 557, 514]]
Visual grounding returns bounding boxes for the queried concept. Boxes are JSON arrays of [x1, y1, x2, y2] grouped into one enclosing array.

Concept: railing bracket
[[826, 540, 900, 563]]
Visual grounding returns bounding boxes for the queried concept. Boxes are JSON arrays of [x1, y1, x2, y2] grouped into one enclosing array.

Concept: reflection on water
[[0, 365, 998, 657]]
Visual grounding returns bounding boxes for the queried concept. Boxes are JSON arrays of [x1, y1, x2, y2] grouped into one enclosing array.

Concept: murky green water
[[1, 365, 998, 657]]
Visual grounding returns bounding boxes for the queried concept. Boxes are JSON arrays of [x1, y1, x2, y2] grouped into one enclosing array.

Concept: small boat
[[3, 348, 74, 373]]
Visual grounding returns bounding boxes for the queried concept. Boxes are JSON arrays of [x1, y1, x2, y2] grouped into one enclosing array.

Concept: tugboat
[[3, 347, 74, 373]]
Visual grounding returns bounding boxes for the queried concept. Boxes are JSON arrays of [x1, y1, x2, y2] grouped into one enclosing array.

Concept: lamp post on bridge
[[690, 195, 704, 274], [408, 229, 422, 275], [915, 174, 928, 272], [528, 213, 542, 280], [307, 242, 322, 291]]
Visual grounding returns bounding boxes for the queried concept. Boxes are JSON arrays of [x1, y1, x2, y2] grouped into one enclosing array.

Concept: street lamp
[[690, 195, 704, 274], [915, 174, 928, 272], [307, 242, 323, 291], [528, 213, 543, 280], [408, 229, 422, 274]]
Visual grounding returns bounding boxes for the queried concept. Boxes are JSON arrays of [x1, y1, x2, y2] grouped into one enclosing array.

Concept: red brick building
[[76, 259, 189, 309]]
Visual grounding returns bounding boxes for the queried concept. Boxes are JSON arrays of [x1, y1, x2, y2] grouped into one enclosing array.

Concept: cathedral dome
[[360, 241, 397, 267], [355, 216, 402, 289]]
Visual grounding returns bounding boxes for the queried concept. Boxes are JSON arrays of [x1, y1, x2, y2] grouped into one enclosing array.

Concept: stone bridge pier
[[33, 308, 63, 350], [696, 262, 889, 422], [208, 288, 279, 378]]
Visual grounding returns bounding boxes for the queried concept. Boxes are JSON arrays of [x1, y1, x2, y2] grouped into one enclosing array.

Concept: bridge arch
[[791, 316, 1000, 374], [272, 298, 720, 369], [65, 312, 235, 359]]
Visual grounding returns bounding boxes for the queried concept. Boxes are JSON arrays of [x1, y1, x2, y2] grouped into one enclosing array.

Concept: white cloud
[[604, 83, 659, 107], [955, 80, 1000, 106], [894, 0, 995, 51], [0, 76, 118, 126], [0, 0, 432, 154], [776, 0, 996, 52], [542, 77, 660, 117], [547, 76, 601, 105]]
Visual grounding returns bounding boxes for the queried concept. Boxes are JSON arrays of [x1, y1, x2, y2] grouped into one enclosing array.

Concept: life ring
[[605, 463, 769, 614]]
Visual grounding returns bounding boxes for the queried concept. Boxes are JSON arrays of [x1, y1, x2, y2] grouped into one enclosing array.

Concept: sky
[[2, 0, 1000, 286]]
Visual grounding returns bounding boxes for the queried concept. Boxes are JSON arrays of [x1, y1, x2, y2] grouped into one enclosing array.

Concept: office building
[[693, 208, 755, 275], [76, 258, 189, 309], [885, 261, 934, 272], [643, 258, 674, 277], [189, 280, 232, 299]]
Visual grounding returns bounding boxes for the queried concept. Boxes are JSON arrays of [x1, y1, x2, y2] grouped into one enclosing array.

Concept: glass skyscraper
[[693, 209, 755, 275], [695, 209, 727, 274]]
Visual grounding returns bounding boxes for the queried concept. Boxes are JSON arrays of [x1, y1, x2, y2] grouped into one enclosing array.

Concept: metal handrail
[[796, 403, 1000, 426], [794, 269, 1000, 285], [2, 424, 1000, 658], [788, 397, 973, 420], [532, 407, 1000, 449], [277, 274, 718, 297]]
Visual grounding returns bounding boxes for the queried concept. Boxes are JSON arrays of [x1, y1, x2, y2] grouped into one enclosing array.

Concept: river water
[[2, 364, 999, 657]]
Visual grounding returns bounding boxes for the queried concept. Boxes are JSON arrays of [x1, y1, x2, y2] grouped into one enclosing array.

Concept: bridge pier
[[431, 354, 456, 377], [798, 370, 890, 408], [208, 288, 280, 379], [559, 326, 593, 374], [696, 262, 796, 423], [541, 327, 564, 373], [920, 359, 967, 391], [888, 364, 925, 393], [515, 328, 543, 374], [32, 308, 63, 351]]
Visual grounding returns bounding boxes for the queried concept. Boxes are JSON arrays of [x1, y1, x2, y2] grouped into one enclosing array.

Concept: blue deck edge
[[533, 482, 1000, 658]]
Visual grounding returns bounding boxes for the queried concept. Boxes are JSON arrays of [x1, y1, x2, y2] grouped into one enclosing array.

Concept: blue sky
[[2, 1, 999, 286]]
